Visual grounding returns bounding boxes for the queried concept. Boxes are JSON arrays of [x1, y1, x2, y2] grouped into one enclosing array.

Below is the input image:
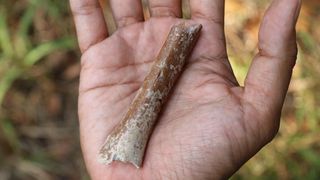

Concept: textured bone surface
[[98, 23, 202, 168]]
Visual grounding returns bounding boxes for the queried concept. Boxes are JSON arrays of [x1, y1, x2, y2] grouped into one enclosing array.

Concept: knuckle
[[116, 15, 142, 27], [150, 5, 180, 17], [71, 0, 100, 16], [191, 11, 224, 25]]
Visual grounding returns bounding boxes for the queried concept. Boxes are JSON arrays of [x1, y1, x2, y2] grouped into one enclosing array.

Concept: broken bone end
[[98, 151, 141, 169]]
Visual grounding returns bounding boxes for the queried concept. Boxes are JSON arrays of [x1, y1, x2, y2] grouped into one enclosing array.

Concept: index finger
[[70, 0, 108, 53]]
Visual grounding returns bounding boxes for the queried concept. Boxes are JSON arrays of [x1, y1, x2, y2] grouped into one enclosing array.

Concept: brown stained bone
[[98, 23, 202, 168]]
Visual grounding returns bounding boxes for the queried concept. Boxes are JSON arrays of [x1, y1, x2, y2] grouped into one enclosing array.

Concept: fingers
[[148, 0, 182, 17], [70, 0, 108, 53], [244, 0, 301, 112], [110, 0, 144, 28], [190, 0, 225, 26]]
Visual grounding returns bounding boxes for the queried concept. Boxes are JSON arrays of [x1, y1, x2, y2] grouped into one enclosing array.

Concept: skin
[[69, 0, 301, 179]]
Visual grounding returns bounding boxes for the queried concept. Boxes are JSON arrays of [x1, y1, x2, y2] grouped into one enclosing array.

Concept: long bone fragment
[[98, 23, 202, 168]]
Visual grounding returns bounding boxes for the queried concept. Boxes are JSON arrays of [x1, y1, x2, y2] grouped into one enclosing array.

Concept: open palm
[[70, 0, 301, 179]]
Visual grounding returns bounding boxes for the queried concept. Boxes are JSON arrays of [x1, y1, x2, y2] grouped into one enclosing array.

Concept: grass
[[0, 1, 84, 179], [0, 1, 75, 103], [0, 0, 319, 179]]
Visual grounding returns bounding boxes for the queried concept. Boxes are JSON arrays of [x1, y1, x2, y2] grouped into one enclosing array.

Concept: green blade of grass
[[15, 2, 37, 58], [0, 118, 20, 153], [0, 8, 14, 57], [0, 67, 22, 104], [24, 37, 75, 66]]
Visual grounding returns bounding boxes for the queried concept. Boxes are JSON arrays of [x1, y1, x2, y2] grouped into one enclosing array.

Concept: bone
[[98, 23, 202, 168]]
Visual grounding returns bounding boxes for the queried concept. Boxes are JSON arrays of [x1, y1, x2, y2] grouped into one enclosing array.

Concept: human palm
[[70, 0, 301, 179]]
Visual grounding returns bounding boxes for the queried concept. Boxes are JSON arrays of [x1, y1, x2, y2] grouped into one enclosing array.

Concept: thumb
[[244, 0, 301, 119]]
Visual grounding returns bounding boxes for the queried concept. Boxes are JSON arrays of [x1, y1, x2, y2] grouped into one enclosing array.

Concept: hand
[[70, 0, 301, 179]]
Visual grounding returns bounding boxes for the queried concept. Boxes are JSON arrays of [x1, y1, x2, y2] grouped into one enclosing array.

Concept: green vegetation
[[0, 1, 84, 179], [0, 0, 319, 179], [0, 1, 75, 103]]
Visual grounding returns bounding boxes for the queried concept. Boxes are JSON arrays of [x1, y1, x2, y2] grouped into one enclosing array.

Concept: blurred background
[[0, 0, 319, 179]]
